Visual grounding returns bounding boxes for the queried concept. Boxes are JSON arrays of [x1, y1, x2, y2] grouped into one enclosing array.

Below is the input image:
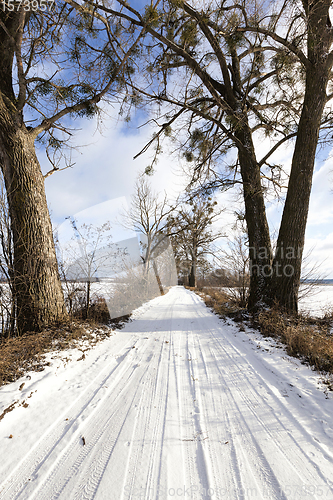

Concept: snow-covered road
[[0, 286, 333, 500]]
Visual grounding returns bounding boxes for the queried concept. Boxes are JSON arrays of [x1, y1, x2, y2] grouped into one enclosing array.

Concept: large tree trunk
[[235, 123, 273, 311], [189, 257, 197, 288], [269, 66, 328, 312], [269, 0, 333, 312], [0, 97, 67, 333], [189, 236, 197, 288]]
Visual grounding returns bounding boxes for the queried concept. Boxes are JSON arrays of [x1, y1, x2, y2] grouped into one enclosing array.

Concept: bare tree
[[121, 175, 175, 294], [168, 196, 224, 288], [57, 219, 122, 319], [211, 233, 250, 308]]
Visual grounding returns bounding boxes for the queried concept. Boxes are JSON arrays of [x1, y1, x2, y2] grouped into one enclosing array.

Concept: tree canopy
[[2, 0, 333, 334], [84, 0, 333, 312]]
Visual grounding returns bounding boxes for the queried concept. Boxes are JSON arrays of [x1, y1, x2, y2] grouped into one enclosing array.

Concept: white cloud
[[41, 104, 333, 277], [43, 108, 188, 227]]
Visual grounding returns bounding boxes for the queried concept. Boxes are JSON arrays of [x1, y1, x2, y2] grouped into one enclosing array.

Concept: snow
[[299, 284, 333, 317], [0, 286, 333, 499]]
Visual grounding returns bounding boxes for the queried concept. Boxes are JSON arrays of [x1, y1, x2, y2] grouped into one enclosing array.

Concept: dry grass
[[0, 314, 129, 387], [258, 307, 333, 374], [195, 286, 248, 320], [72, 296, 112, 323]]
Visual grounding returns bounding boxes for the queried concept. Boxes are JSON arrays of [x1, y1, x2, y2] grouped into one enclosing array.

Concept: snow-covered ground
[[0, 286, 333, 499], [299, 284, 333, 317], [207, 284, 333, 318]]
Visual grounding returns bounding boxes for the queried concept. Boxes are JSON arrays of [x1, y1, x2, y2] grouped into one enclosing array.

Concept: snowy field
[[209, 284, 333, 318], [299, 284, 333, 317], [93, 282, 333, 318], [0, 286, 332, 499]]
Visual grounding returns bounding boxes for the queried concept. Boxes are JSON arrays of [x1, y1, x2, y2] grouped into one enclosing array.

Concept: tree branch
[[182, 2, 235, 103], [235, 26, 309, 69], [15, 11, 27, 112], [32, 27, 144, 137], [258, 132, 297, 167]]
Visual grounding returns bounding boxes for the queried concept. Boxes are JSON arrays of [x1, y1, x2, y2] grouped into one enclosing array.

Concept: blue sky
[[42, 104, 333, 279]]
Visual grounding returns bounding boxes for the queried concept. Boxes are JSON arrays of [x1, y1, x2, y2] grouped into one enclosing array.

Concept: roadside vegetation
[[0, 295, 130, 387], [197, 286, 333, 386], [1, 0, 333, 415]]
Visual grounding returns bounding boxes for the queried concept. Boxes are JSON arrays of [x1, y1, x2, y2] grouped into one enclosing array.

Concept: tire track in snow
[[59, 345, 158, 500], [8, 336, 153, 500], [194, 329, 286, 500], [148, 312, 190, 500], [187, 324, 246, 500], [188, 290, 333, 499], [25, 297, 178, 500], [121, 297, 199, 499], [118, 303, 175, 500], [30, 301, 175, 500], [1, 287, 333, 500], [0, 335, 141, 500], [183, 294, 278, 500], [53, 343, 160, 500], [176, 320, 211, 499], [215, 330, 333, 493]]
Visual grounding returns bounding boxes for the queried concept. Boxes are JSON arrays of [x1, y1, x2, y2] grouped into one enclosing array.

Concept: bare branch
[[258, 132, 297, 167], [235, 26, 309, 68]]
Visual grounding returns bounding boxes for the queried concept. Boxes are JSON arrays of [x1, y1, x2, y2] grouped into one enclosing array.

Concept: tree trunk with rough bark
[[189, 256, 197, 288], [269, 0, 333, 312], [269, 69, 328, 311], [0, 96, 67, 333], [235, 122, 273, 311], [152, 259, 164, 295]]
